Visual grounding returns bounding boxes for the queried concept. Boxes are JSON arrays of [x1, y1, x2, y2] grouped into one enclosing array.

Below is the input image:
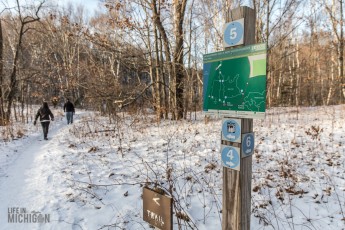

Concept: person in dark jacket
[[34, 101, 54, 140], [63, 98, 75, 124]]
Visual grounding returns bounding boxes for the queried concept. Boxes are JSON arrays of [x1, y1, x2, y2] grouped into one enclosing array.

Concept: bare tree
[[0, 19, 4, 125], [172, 0, 188, 119], [254, 0, 303, 106], [0, 0, 44, 123], [323, 0, 345, 103]]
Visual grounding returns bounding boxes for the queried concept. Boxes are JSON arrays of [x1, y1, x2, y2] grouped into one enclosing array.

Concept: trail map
[[203, 43, 267, 119]]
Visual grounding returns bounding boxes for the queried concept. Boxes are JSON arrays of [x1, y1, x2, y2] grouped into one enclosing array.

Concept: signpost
[[203, 6, 263, 230], [143, 187, 172, 230]]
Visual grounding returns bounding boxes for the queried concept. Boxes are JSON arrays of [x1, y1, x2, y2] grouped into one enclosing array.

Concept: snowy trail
[[1, 106, 345, 230], [0, 115, 74, 230]]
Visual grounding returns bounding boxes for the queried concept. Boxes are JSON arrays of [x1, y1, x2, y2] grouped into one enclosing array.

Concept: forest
[[0, 0, 345, 126], [1, 1, 345, 229]]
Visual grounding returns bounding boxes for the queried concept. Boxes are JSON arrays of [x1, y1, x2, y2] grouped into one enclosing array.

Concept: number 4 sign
[[221, 145, 241, 171], [223, 18, 244, 48]]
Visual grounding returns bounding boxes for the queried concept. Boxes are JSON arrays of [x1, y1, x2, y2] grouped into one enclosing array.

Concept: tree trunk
[[6, 35, 21, 121], [265, 0, 272, 107], [147, 27, 156, 115], [0, 19, 4, 125], [339, 0, 344, 102], [295, 39, 300, 107], [151, 0, 174, 118], [173, 0, 187, 120], [327, 47, 336, 105], [154, 24, 162, 120], [159, 33, 168, 119]]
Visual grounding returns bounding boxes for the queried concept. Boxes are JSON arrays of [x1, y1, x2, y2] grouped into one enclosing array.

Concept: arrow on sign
[[153, 197, 160, 206], [226, 161, 235, 167]]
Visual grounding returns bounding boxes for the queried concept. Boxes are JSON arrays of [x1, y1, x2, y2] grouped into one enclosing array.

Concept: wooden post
[[222, 6, 255, 230]]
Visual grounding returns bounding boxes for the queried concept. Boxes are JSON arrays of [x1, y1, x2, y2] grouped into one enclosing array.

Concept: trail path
[[0, 113, 78, 230]]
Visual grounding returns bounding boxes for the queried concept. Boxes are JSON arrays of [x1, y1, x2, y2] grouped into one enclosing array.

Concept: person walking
[[64, 98, 75, 124], [34, 101, 54, 140]]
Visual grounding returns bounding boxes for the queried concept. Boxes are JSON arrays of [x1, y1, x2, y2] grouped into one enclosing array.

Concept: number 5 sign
[[223, 18, 244, 48]]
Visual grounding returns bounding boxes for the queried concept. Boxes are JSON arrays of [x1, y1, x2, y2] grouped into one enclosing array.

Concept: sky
[[0, 0, 103, 18], [55, 0, 101, 16]]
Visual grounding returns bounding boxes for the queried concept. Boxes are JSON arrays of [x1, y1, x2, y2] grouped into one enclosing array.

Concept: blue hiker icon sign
[[222, 119, 241, 143]]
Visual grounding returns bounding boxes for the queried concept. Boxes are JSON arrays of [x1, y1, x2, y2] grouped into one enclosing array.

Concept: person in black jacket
[[63, 98, 75, 124], [34, 101, 54, 140]]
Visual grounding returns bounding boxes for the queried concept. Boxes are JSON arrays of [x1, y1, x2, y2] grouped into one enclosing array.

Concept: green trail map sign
[[203, 43, 267, 119]]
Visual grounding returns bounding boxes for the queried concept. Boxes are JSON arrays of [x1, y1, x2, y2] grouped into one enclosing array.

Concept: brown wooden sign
[[143, 187, 172, 230]]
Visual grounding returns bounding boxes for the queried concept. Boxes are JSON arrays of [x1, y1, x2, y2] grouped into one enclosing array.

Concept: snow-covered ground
[[0, 105, 344, 230]]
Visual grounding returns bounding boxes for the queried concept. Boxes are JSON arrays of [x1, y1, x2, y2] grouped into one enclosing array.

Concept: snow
[[0, 105, 345, 230]]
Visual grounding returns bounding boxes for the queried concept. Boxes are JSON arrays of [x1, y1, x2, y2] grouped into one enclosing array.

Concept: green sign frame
[[203, 43, 267, 119]]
